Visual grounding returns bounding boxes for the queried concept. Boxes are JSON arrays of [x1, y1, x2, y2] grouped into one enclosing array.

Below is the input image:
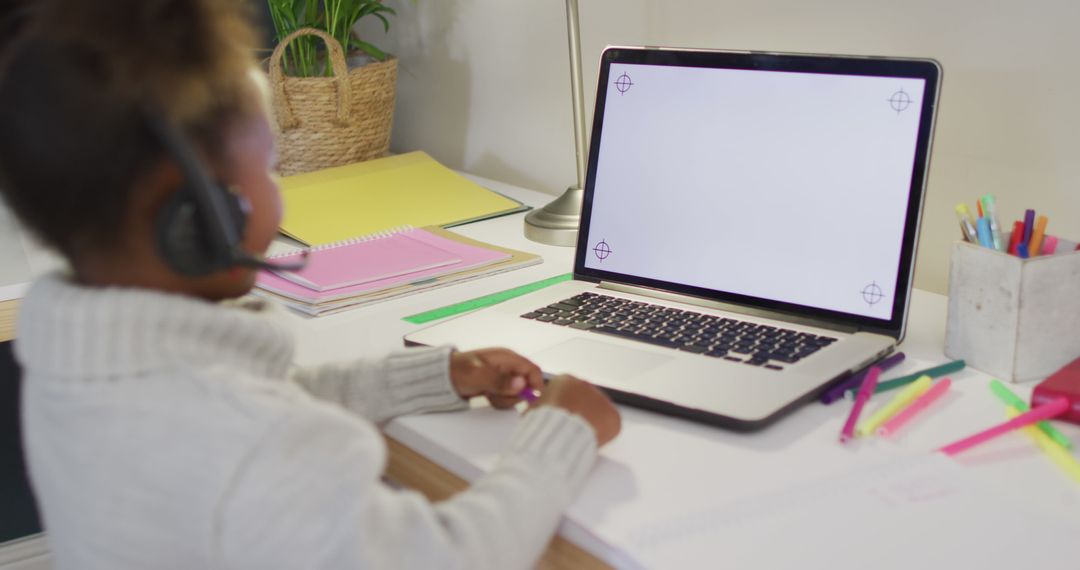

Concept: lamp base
[[523, 185, 583, 247]]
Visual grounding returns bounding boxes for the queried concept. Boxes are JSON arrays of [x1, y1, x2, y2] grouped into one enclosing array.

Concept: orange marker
[[1028, 215, 1048, 258]]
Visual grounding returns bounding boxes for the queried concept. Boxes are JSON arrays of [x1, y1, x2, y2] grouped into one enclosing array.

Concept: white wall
[[360, 0, 1080, 294]]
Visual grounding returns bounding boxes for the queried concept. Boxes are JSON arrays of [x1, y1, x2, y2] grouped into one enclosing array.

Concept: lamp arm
[[566, 0, 587, 190]]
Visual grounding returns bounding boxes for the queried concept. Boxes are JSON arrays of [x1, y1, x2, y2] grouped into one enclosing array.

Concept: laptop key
[[569, 321, 597, 330], [643, 337, 682, 349], [536, 315, 558, 323], [678, 344, 708, 354], [521, 312, 541, 319]]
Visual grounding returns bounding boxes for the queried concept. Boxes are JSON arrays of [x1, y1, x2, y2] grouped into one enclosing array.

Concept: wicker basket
[[268, 28, 397, 176]]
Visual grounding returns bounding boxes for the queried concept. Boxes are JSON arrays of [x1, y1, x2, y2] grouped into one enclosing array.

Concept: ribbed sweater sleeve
[[217, 406, 597, 570], [289, 346, 467, 423]]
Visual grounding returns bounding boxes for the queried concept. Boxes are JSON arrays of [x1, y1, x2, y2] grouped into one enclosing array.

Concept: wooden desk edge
[[384, 436, 611, 570], [0, 299, 18, 342]]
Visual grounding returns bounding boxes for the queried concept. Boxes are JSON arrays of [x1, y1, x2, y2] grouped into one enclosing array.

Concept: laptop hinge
[[597, 281, 860, 335]]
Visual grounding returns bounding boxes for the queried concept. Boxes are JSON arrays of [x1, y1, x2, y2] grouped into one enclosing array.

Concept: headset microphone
[[234, 249, 310, 272]]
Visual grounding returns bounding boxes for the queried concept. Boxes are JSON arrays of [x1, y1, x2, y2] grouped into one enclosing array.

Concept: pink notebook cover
[[257, 228, 512, 303], [268, 230, 461, 291]]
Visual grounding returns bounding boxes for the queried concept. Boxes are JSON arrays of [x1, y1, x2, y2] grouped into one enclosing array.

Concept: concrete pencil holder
[[945, 234, 1080, 383]]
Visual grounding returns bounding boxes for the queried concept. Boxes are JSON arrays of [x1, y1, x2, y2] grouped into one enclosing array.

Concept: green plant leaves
[[268, 0, 397, 76]]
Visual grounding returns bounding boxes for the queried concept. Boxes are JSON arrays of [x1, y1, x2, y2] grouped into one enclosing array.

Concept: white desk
[[5, 176, 1080, 569], [285, 175, 1080, 568]]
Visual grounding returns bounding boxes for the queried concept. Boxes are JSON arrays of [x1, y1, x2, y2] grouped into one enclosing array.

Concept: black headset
[[144, 110, 307, 277]]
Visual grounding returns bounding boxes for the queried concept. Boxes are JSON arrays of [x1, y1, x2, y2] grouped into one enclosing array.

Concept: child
[[0, 1, 620, 569]]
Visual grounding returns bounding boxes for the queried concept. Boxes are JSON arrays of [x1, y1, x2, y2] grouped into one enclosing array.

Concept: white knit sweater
[[16, 274, 598, 570]]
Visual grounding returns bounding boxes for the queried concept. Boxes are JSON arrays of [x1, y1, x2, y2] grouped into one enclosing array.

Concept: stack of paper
[[254, 227, 541, 317]]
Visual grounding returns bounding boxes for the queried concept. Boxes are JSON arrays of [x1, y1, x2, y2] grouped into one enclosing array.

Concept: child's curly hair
[[0, 0, 260, 258]]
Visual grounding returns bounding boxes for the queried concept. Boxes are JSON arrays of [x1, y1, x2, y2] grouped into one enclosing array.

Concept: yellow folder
[[278, 151, 527, 246]]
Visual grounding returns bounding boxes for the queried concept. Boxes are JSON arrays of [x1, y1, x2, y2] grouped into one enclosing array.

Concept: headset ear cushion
[[155, 186, 251, 277], [155, 189, 215, 276]]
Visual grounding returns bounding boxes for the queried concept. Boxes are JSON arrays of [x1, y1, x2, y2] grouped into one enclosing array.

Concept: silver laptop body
[[406, 47, 941, 430]]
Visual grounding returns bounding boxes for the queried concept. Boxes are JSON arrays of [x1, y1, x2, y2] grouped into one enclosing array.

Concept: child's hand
[[450, 348, 544, 409], [535, 375, 621, 446]]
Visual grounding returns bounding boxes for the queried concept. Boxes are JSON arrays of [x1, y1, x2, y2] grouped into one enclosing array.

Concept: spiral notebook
[[254, 226, 538, 315], [269, 227, 462, 292]]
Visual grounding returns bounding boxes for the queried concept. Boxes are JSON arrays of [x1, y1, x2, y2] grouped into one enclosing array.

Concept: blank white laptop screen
[[582, 63, 927, 320]]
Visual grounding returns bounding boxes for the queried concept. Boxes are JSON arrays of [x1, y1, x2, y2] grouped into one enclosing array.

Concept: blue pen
[[1017, 242, 1030, 259], [976, 217, 993, 249]]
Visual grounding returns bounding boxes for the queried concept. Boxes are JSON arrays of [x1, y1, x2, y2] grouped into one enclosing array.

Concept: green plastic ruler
[[403, 273, 573, 324]]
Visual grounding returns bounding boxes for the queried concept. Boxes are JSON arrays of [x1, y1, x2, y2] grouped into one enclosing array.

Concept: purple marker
[[820, 352, 906, 405], [518, 387, 539, 403], [1023, 209, 1035, 245]]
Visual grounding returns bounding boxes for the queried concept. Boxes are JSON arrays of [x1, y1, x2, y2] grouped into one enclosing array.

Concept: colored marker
[[1042, 235, 1058, 255], [841, 366, 881, 443], [1022, 209, 1035, 245], [1028, 215, 1048, 258], [954, 204, 978, 243], [1017, 243, 1030, 259], [518, 387, 539, 403], [1007, 221, 1024, 255], [976, 199, 984, 218], [976, 217, 993, 249], [939, 397, 1069, 456], [879, 378, 951, 437], [1006, 406, 1080, 484], [980, 195, 1004, 251], [821, 352, 906, 405], [857, 375, 933, 437], [988, 379, 1072, 449], [845, 359, 965, 398]]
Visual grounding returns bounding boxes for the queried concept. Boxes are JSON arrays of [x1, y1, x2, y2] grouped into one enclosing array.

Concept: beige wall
[[363, 0, 1080, 294]]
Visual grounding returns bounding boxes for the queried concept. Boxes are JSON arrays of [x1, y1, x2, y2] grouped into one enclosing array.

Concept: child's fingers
[[479, 349, 543, 391], [492, 374, 525, 396], [487, 394, 520, 410]]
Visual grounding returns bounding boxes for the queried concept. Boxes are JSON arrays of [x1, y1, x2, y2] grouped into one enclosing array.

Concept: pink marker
[[939, 397, 1069, 456], [1041, 235, 1058, 255], [878, 378, 951, 437], [840, 366, 882, 443]]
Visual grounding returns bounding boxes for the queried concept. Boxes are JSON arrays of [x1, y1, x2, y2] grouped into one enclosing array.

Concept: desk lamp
[[523, 0, 587, 246]]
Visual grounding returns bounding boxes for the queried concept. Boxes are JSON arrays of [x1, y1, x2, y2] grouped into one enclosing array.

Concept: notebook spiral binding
[[266, 225, 416, 259]]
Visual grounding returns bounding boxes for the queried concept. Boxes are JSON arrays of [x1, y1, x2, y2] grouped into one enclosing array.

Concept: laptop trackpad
[[530, 338, 671, 384]]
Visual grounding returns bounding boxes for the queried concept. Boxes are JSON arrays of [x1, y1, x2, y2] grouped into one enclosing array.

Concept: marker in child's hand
[[518, 387, 539, 403]]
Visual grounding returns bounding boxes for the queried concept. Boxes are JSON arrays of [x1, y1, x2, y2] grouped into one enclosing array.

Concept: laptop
[[406, 47, 941, 430]]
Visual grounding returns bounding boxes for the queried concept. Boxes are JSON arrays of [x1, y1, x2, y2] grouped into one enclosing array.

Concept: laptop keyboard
[[521, 292, 837, 370]]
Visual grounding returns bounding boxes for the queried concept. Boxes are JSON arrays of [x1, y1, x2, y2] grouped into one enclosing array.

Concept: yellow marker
[[954, 204, 978, 243], [856, 375, 933, 437], [955, 203, 976, 225], [1006, 406, 1080, 484]]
